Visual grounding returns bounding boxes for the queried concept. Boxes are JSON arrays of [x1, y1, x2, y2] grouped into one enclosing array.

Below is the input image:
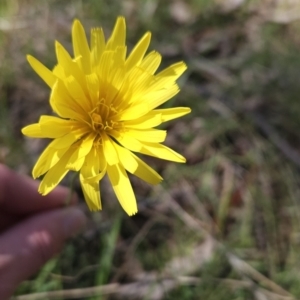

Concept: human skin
[[0, 164, 87, 299]]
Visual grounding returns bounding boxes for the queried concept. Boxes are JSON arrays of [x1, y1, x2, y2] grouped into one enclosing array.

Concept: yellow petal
[[113, 67, 152, 110], [125, 32, 151, 71], [111, 131, 185, 162], [80, 174, 101, 211], [80, 146, 99, 178], [149, 107, 191, 123], [72, 19, 91, 74], [109, 130, 142, 152], [66, 133, 95, 171], [39, 115, 75, 138], [55, 41, 86, 87], [86, 73, 99, 106], [22, 123, 43, 138], [140, 51, 161, 75], [50, 81, 89, 122], [82, 165, 106, 182], [82, 168, 106, 183], [123, 113, 162, 129], [65, 76, 91, 112], [107, 163, 137, 216], [115, 103, 149, 121], [79, 147, 102, 210], [125, 67, 153, 103], [52, 64, 65, 80], [140, 142, 186, 162], [27, 55, 56, 88], [113, 45, 127, 65], [81, 147, 107, 183], [102, 132, 119, 166], [90, 27, 105, 67], [114, 143, 162, 184], [50, 131, 81, 149], [106, 16, 126, 51], [119, 107, 191, 146], [106, 65, 126, 104], [32, 127, 87, 178], [97, 51, 114, 82], [125, 128, 166, 143], [145, 76, 178, 93], [156, 61, 187, 80], [144, 85, 180, 110], [32, 143, 70, 179], [38, 147, 75, 195]]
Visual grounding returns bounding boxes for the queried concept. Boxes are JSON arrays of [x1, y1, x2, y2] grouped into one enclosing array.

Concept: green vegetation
[[1, 0, 300, 299]]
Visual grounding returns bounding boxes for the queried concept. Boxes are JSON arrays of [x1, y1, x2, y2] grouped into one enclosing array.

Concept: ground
[[1, 0, 300, 299]]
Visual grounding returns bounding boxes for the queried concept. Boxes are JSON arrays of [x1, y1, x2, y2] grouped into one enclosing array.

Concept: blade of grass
[[93, 214, 121, 300]]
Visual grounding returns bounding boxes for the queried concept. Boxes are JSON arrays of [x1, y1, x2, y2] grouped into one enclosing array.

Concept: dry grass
[[2, 0, 300, 299]]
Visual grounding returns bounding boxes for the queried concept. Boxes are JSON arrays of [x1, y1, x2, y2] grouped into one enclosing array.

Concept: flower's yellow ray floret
[[80, 147, 102, 210], [27, 55, 56, 88], [22, 123, 43, 138], [72, 19, 91, 74], [107, 163, 138, 215], [125, 32, 151, 71], [22, 16, 191, 216]]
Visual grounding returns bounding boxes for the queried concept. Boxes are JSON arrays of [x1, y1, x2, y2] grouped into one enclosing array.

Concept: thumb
[[0, 207, 86, 299]]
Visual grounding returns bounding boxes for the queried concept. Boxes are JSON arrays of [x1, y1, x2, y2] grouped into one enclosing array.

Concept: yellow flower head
[[22, 17, 190, 215]]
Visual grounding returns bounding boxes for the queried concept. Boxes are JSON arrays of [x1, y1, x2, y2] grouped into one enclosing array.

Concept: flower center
[[89, 99, 120, 134]]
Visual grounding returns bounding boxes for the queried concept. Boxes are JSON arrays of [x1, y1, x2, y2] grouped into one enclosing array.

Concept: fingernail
[[63, 207, 87, 238]]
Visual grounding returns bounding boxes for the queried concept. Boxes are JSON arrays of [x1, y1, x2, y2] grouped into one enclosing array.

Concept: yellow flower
[[22, 17, 190, 215]]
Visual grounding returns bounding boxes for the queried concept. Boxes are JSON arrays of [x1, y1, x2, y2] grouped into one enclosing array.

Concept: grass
[[2, 0, 300, 299]]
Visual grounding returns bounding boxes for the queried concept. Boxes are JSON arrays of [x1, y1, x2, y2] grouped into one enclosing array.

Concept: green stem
[[65, 171, 78, 207]]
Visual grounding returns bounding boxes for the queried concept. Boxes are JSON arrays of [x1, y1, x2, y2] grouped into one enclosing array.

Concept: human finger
[[0, 206, 86, 299], [0, 164, 78, 215]]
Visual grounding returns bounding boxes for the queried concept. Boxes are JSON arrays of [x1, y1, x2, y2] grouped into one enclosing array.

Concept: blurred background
[[2, 0, 300, 299]]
